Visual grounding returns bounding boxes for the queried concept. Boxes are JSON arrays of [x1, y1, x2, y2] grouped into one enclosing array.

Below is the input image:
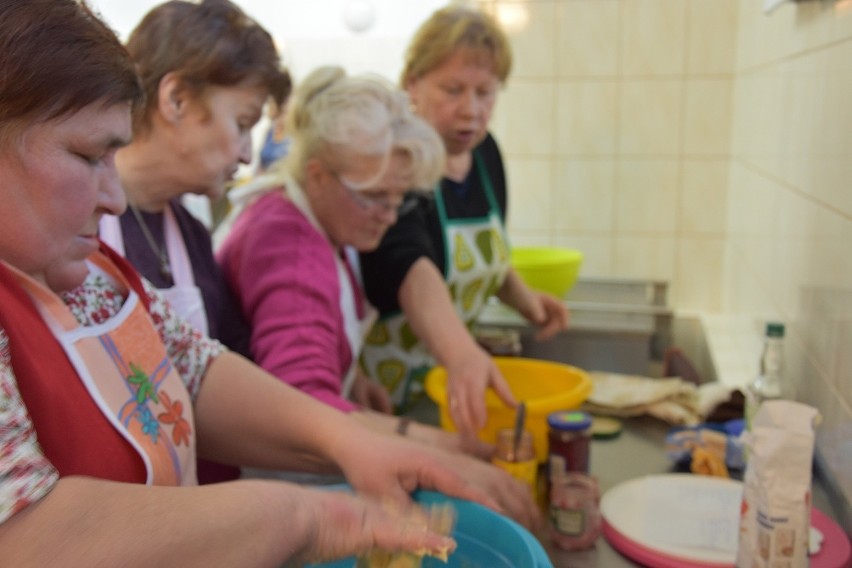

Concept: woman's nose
[[458, 90, 479, 117], [98, 160, 127, 215], [239, 134, 253, 164]]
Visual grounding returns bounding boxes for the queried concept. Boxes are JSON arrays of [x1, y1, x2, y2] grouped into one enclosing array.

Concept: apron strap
[[99, 214, 126, 256], [162, 205, 196, 288]]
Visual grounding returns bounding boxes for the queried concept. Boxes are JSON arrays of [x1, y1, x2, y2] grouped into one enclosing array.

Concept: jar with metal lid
[[492, 428, 538, 496], [549, 472, 601, 550], [547, 410, 592, 476]]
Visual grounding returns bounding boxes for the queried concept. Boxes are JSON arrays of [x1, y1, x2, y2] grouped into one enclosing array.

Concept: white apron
[[360, 152, 511, 407], [100, 206, 209, 335], [285, 175, 378, 397]]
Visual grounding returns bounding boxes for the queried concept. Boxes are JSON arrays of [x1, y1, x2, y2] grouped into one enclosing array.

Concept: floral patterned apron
[[10, 252, 198, 485], [361, 152, 510, 408]]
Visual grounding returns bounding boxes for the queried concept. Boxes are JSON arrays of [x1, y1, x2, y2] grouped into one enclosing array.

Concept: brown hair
[[0, 0, 143, 143], [127, 0, 291, 134], [400, 5, 512, 86]]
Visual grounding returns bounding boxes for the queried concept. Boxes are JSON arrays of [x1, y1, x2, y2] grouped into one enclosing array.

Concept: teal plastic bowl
[[307, 489, 552, 568]]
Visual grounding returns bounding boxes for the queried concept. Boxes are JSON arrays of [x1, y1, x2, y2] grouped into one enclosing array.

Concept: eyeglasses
[[329, 168, 404, 213]]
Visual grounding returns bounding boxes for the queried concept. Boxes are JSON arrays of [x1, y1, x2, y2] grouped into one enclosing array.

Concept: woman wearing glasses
[[217, 67, 508, 461], [218, 66, 538, 527]]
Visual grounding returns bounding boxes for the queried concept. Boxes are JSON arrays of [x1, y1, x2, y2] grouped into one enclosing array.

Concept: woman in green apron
[[360, 6, 569, 437]]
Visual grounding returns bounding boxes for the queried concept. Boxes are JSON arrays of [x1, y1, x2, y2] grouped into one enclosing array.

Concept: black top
[[118, 200, 252, 359], [360, 133, 507, 315]]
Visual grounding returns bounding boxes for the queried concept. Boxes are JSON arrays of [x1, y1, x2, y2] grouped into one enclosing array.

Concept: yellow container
[[511, 246, 583, 298], [424, 357, 593, 463]]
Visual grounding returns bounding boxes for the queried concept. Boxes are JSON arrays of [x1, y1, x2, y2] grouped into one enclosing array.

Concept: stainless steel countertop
[[404, 398, 838, 568]]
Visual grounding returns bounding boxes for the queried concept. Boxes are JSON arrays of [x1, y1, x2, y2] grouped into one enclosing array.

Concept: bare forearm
[[495, 269, 533, 313], [398, 258, 481, 368], [0, 477, 305, 568], [350, 409, 470, 455], [193, 351, 363, 473]]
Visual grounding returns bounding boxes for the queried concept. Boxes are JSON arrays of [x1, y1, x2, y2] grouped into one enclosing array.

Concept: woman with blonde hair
[[216, 69, 540, 528], [359, 6, 570, 437]]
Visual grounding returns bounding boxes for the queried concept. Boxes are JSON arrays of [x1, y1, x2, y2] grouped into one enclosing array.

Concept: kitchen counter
[[404, 397, 840, 568]]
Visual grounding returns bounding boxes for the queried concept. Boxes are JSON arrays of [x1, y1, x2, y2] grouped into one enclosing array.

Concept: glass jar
[[549, 472, 601, 551], [492, 428, 537, 496], [547, 410, 592, 476]]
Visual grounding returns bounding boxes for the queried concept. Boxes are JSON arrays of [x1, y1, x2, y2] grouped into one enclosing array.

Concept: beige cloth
[[582, 371, 733, 425]]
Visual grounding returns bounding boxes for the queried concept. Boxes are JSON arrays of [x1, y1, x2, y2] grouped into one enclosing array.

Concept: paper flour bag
[[736, 400, 820, 568]]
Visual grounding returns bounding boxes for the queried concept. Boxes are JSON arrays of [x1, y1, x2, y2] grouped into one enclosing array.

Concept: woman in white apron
[[359, 6, 570, 437], [0, 1, 535, 563], [218, 67, 494, 459], [96, 1, 292, 483]]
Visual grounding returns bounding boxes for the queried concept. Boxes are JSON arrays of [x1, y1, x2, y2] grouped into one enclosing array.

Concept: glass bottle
[[745, 322, 785, 430], [549, 472, 601, 550]]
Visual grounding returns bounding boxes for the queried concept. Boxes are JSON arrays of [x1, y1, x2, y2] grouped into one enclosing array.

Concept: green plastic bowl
[[511, 246, 583, 298]]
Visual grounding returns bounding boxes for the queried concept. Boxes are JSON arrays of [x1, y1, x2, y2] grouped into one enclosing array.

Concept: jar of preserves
[[547, 410, 592, 476], [549, 472, 601, 550], [492, 428, 537, 496]]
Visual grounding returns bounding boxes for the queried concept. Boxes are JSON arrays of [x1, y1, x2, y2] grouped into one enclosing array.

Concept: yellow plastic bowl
[[425, 357, 592, 463], [511, 246, 583, 298]]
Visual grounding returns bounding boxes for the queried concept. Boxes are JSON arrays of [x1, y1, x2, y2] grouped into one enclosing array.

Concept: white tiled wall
[[484, 0, 740, 312], [727, 0, 852, 510], [481, 0, 852, 508]]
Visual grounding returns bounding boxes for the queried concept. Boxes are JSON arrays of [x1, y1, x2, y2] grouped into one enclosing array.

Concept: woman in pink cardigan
[[217, 68, 514, 461]]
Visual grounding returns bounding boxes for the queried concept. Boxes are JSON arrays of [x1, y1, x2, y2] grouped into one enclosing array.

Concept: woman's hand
[[424, 447, 542, 531], [332, 426, 499, 511], [332, 427, 540, 532], [349, 369, 394, 413], [497, 269, 569, 340], [396, 258, 517, 439], [523, 291, 569, 341], [405, 419, 496, 461], [444, 345, 516, 438], [285, 486, 457, 566]]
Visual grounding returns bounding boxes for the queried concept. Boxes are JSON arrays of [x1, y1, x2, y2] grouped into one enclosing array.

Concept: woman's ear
[[304, 158, 324, 185], [404, 76, 419, 107], [158, 72, 188, 123]]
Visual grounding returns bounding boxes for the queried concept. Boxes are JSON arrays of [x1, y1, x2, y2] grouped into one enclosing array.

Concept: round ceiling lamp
[[342, 0, 376, 33]]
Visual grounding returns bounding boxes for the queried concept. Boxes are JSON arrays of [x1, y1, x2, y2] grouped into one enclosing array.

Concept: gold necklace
[[129, 203, 173, 281]]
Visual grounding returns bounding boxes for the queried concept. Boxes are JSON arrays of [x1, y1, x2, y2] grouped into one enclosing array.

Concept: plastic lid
[[766, 322, 785, 338], [547, 410, 592, 431]]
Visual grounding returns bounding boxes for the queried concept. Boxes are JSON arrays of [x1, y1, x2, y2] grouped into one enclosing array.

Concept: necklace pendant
[[160, 261, 173, 281]]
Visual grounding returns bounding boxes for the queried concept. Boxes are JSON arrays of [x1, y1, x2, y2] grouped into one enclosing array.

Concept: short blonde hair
[[400, 5, 512, 86], [284, 66, 444, 190]]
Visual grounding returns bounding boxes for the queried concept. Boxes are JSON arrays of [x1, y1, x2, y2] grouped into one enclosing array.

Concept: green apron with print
[[361, 153, 510, 408]]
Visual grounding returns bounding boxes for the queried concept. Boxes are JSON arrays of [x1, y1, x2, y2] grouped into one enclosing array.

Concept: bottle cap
[[547, 410, 592, 431], [766, 322, 785, 338]]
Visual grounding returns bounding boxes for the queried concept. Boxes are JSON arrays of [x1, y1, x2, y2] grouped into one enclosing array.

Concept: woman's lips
[[453, 130, 477, 145], [72, 234, 100, 258]]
